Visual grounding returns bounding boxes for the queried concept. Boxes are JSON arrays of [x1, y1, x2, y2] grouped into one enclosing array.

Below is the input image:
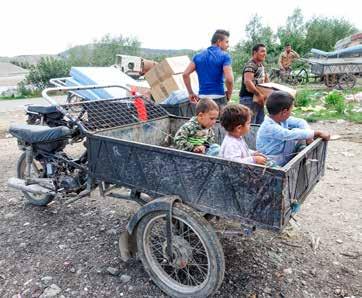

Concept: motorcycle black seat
[[27, 105, 59, 114], [9, 124, 72, 144]]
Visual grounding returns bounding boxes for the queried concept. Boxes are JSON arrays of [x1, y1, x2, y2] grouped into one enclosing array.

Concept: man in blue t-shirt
[[183, 29, 234, 109]]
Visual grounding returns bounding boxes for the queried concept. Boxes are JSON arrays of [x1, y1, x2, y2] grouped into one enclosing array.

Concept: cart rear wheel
[[136, 203, 224, 297], [338, 74, 356, 90], [17, 152, 54, 206], [324, 74, 338, 88]]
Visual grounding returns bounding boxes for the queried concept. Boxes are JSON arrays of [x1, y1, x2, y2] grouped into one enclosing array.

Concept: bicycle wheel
[[296, 68, 309, 84]]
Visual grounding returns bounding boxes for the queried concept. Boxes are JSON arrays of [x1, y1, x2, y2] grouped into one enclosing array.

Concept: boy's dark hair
[[285, 42, 291, 47], [196, 98, 219, 115], [252, 43, 266, 54], [211, 29, 230, 44], [220, 104, 252, 132], [266, 91, 294, 115]]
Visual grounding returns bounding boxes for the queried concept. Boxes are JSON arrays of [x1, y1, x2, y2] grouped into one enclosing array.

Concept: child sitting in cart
[[256, 91, 330, 166], [174, 98, 220, 156], [219, 104, 267, 165]]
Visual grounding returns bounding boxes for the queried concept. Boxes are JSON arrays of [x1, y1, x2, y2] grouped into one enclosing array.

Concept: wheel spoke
[[188, 262, 208, 276], [150, 242, 164, 255], [182, 267, 199, 286]]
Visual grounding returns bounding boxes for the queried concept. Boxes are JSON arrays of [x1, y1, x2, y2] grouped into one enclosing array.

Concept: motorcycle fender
[[127, 196, 181, 235]]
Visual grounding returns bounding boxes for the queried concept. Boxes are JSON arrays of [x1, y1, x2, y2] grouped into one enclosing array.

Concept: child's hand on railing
[[254, 155, 267, 165], [314, 131, 331, 141], [193, 145, 206, 154]]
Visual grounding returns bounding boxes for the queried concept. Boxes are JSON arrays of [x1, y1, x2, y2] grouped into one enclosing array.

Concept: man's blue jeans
[[239, 96, 265, 124]]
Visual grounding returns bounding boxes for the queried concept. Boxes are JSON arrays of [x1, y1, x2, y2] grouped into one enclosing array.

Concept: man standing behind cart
[[183, 29, 234, 110], [279, 43, 300, 77], [239, 43, 269, 124]]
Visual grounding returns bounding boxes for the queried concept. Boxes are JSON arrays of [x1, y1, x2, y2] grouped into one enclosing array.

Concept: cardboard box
[[150, 73, 199, 102], [150, 84, 169, 102], [253, 83, 297, 104], [145, 56, 191, 86], [160, 56, 191, 77], [145, 64, 166, 87]]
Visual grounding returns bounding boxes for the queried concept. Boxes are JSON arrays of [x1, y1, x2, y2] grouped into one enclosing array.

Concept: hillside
[[59, 44, 195, 60], [0, 54, 57, 65], [139, 47, 196, 58], [0, 45, 196, 67]]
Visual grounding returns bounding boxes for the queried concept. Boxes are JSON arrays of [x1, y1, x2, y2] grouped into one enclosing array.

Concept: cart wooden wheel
[[338, 74, 357, 90], [324, 74, 338, 88], [17, 152, 54, 206], [136, 203, 225, 297]]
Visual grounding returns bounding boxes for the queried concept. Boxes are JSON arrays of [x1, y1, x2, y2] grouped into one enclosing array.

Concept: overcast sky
[[1, 0, 361, 57]]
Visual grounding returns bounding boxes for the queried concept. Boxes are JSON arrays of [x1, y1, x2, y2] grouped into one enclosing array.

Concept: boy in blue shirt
[[256, 91, 330, 166]]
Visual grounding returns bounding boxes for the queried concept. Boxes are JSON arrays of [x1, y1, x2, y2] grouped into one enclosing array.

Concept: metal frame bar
[[41, 84, 132, 133], [49, 77, 88, 101]]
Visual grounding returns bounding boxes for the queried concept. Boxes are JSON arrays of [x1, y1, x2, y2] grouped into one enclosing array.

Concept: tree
[[66, 45, 93, 67], [244, 15, 276, 53], [26, 57, 70, 89], [90, 34, 141, 66], [232, 15, 277, 76], [64, 34, 141, 67], [305, 17, 358, 51], [277, 8, 307, 55]]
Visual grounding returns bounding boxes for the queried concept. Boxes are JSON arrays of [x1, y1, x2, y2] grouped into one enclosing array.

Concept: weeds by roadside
[[0, 81, 41, 100], [231, 85, 362, 124], [293, 87, 362, 123]]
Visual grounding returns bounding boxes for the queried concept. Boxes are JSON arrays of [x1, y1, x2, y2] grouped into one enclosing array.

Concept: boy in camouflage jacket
[[174, 98, 220, 155]]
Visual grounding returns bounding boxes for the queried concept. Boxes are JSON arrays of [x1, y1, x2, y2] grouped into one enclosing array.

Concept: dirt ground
[[0, 115, 361, 297]]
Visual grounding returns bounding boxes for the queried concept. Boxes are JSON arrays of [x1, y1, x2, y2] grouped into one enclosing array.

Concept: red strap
[[130, 86, 137, 96], [134, 97, 148, 121]]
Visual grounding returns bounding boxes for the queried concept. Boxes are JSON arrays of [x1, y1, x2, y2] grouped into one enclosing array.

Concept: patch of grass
[[324, 91, 346, 114], [341, 85, 362, 94], [345, 111, 362, 123], [0, 92, 41, 100], [293, 109, 340, 122], [0, 85, 41, 100], [295, 89, 313, 107], [229, 85, 362, 123], [292, 85, 362, 123], [293, 101, 362, 123]]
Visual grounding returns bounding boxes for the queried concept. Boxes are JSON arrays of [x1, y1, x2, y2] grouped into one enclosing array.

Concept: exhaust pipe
[[8, 177, 55, 196]]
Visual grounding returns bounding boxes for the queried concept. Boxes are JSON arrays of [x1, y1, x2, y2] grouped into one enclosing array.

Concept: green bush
[[26, 57, 70, 89], [324, 91, 345, 114], [295, 89, 312, 107], [17, 81, 34, 97]]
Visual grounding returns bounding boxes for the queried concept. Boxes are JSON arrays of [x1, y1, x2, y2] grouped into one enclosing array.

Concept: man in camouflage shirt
[[174, 98, 220, 155], [278, 43, 300, 74]]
